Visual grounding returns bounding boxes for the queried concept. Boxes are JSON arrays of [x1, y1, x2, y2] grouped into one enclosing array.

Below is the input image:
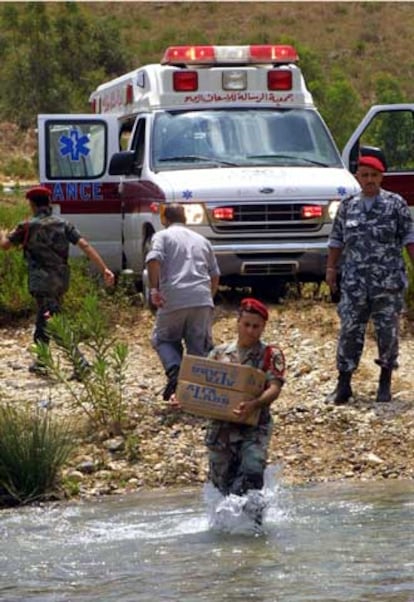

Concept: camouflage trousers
[[205, 418, 272, 496], [337, 288, 404, 373], [33, 294, 89, 372], [33, 295, 62, 345]]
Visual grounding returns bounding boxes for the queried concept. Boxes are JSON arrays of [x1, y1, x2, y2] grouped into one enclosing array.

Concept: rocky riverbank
[[0, 296, 413, 499]]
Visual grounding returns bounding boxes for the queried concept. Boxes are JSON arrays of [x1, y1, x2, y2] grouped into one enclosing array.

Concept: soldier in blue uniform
[[0, 186, 115, 376], [205, 298, 285, 523], [326, 155, 414, 403]]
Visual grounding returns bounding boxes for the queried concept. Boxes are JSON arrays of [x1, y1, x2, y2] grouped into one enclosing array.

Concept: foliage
[[0, 3, 129, 127], [0, 195, 28, 227], [0, 197, 32, 317], [0, 403, 75, 506], [35, 294, 130, 436], [321, 68, 364, 150], [0, 250, 32, 319], [0, 1, 407, 138], [0, 155, 36, 179]]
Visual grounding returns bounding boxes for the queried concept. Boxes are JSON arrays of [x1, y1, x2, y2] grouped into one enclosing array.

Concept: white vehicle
[[342, 103, 414, 217], [37, 44, 360, 297]]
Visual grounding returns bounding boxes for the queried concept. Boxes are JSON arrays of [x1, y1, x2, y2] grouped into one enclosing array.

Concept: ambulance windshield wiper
[[159, 155, 238, 166], [246, 154, 330, 167]]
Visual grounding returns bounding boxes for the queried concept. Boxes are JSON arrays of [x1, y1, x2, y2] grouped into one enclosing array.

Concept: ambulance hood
[[154, 165, 360, 202]]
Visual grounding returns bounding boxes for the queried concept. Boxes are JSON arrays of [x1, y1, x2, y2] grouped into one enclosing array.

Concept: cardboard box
[[178, 355, 265, 396], [176, 355, 265, 426]]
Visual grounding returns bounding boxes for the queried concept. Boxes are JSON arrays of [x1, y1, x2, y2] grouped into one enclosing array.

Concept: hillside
[[2, 1, 414, 185], [91, 2, 414, 105]]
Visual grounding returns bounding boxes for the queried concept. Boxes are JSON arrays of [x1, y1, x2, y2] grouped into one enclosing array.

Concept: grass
[[0, 404, 76, 506]]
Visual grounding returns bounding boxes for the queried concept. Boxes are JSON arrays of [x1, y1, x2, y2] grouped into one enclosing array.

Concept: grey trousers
[[151, 306, 213, 372]]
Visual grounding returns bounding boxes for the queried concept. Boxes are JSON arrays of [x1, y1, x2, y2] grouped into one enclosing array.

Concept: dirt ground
[[0, 294, 413, 498]]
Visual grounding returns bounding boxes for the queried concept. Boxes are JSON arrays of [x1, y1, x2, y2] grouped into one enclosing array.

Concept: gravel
[[1, 296, 413, 500]]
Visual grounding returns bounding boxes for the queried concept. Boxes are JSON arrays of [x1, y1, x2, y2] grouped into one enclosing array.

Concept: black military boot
[[162, 365, 180, 401], [329, 371, 353, 405], [376, 368, 392, 403]]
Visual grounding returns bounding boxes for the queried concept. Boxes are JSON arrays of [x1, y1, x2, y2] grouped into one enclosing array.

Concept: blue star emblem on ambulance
[[182, 190, 193, 200], [59, 129, 90, 161]]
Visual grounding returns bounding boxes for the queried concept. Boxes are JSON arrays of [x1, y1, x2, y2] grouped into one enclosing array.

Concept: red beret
[[240, 297, 269, 321], [358, 156, 385, 173], [26, 186, 51, 202]]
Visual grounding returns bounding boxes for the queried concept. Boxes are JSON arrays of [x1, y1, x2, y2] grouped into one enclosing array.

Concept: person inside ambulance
[[157, 114, 215, 162]]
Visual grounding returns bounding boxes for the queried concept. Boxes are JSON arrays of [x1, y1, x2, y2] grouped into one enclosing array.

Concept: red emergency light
[[164, 46, 215, 65], [125, 83, 134, 104], [173, 71, 198, 92], [301, 205, 323, 219], [90, 97, 101, 113], [162, 44, 299, 66], [213, 207, 234, 220], [249, 45, 298, 63], [268, 70, 292, 91]]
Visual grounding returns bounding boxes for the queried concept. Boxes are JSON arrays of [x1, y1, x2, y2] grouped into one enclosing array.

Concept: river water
[[1, 473, 413, 602]]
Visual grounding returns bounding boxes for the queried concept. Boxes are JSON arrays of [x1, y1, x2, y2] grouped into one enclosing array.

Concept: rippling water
[[1, 472, 413, 601]]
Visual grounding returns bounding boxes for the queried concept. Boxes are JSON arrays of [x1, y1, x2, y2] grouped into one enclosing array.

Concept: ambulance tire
[[250, 277, 287, 302]]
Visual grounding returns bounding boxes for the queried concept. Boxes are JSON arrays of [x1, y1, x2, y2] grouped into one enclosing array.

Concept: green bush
[[0, 156, 36, 179], [0, 250, 33, 318], [35, 294, 130, 436], [0, 404, 75, 506]]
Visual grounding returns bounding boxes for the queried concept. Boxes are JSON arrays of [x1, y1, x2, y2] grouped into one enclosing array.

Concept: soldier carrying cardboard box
[[196, 297, 284, 527]]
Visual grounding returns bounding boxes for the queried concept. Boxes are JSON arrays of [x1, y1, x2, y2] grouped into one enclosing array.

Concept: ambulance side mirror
[[109, 151, 136, 176]]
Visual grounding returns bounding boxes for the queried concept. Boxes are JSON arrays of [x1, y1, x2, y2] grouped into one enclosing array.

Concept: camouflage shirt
[[208, 340, 285, 425], [8, 207, 81, 296], [208, 340, 285, 384], [329, 188, 414, 292]]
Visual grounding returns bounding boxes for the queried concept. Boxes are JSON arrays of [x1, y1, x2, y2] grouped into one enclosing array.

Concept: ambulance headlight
[[184, 203, 205, 225], [328, 200, 340, 220]]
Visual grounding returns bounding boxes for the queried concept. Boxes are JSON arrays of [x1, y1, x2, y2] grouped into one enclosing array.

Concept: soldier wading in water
[[204, 298, 285, 526]]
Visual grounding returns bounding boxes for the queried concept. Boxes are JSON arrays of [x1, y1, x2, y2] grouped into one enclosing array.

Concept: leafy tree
[[0, 4, 61, 127], [362, 74, 414, 169], [374, 72, 407, 105], [320, 68, 363, 150], [0, 3, 129, 127]]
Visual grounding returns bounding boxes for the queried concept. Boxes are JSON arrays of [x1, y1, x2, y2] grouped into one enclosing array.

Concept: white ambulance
[[37, 44, 360, 297]]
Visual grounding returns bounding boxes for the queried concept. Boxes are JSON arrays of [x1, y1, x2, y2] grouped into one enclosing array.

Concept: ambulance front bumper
[[211, 239, 328, 279]]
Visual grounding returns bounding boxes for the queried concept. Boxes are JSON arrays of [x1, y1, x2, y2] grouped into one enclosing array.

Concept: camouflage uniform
[[7, 206, 81, 344], [205, 340, 285, 497], [329, 188, 414, 372]]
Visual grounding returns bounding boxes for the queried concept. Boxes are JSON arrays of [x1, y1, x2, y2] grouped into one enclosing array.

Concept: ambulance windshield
[[152, 109, 342, 171]]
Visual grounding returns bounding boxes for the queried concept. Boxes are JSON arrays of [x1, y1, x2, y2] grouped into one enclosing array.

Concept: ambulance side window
[[357, 110, 414, 172], [45, 120, 107, 179], [129, 118, 146, 173]]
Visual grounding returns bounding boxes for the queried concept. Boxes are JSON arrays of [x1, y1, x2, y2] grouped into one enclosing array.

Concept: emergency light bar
[[162, 44, 299, 66]]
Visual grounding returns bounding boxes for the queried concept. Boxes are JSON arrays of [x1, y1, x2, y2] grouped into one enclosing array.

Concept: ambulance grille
[[210, 203, 322, 233]]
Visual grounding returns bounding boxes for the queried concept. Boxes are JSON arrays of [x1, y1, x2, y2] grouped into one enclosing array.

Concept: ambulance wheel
[[250, 277, 287, 302]]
